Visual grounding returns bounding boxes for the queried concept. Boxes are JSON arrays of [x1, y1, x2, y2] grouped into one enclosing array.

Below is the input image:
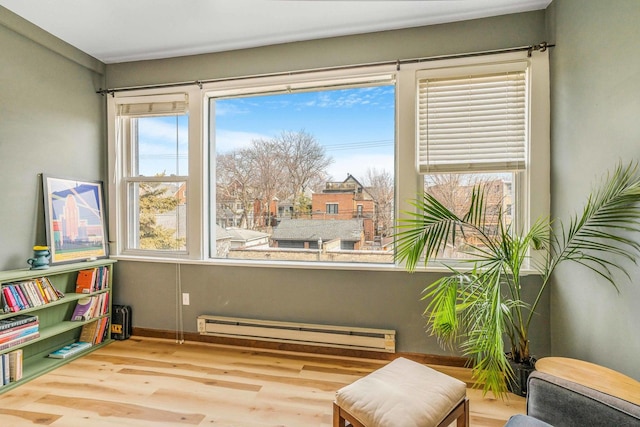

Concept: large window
[[107, 50, 549, 268], [210, 80, 396, 263]]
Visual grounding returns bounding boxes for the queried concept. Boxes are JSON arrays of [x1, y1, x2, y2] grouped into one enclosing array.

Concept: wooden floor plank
[[0, 337, 525, 426], [0, 408, 61, 425]]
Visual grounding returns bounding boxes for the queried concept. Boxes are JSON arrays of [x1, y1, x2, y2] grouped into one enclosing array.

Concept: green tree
[[138, 181, 185, 250]]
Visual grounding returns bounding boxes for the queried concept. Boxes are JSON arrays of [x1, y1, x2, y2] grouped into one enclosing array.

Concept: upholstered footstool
[[333, 357, 469, 427]]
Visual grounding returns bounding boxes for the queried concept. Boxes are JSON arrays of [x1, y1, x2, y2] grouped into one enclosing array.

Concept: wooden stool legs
[[333, 398, 469, 427]]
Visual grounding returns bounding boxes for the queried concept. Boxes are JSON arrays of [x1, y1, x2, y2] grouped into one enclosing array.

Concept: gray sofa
[[505, 370, 640, 426]]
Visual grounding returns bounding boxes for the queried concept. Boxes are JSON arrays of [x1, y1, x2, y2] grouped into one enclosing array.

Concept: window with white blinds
[[417, 62, 528, 174]]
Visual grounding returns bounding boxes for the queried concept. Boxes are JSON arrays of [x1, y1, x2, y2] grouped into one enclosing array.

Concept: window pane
[[326, 203, 338, 214], [135, 115, 188, 176], [212, 84, 395, 263], [128, 181, 187, 251], [424, 172, 514, 259]]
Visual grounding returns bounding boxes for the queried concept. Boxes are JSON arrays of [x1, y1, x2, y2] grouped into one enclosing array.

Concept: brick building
[[311, 174, 376, 241]]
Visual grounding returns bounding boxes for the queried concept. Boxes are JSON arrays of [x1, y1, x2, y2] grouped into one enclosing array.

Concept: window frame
[[107, 87, 204, 260], [203, 67, 397, 263], [397, 50, 550, 269], [326, 203, 339, 215], [106, 50, 548, 271]]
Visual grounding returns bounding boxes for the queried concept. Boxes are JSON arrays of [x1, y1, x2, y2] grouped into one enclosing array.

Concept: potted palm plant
[[394, 162, 640, 398]]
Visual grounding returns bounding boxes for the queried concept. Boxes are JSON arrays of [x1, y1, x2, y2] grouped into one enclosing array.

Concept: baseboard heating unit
[[197, 315, 396, 353]]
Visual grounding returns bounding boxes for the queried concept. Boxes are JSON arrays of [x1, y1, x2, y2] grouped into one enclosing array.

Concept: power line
[[322, 139, 393, 152]]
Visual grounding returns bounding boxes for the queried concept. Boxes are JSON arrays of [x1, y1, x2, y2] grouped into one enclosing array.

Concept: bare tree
[[275, 130, 333, 215], [246, 138, 287, 228], [362, 167, 394, 237], [216, 152, 256, 228], [216, 130, 333, 229], [424, 174, 470, 218], [424, 173, 508, 251]]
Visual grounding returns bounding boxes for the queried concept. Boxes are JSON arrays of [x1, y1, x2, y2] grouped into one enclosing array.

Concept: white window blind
[[116, 93, 188, 117], [417, 66, 528, 173]]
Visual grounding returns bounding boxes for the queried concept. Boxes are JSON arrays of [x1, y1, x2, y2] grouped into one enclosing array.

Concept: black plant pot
[[507, 358, 536, 396]]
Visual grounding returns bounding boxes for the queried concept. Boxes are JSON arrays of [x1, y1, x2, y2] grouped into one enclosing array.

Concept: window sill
[[110, 254, 540, 275]]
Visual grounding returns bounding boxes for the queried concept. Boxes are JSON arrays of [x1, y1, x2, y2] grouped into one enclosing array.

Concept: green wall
[[0, 7, 105, 270], [0, 6, 551, 358], [105, 11, 550, 357], [548, 0, 640, 379], [3, 0, 638, 380]]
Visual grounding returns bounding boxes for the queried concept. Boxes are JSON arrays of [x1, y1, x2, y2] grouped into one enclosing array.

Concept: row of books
[[75, 267, 110, 294], [45, 319, 110, 360], [0, 349, 23, 386], [71, 293, 109, 322], [0, 314, 39, 352], [48, 341, 92, 359], [1, 277, 63, 313], [79, 317, 110, 346]]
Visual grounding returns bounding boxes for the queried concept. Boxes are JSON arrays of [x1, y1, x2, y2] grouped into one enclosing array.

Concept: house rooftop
[[271, 219, 363, 242]]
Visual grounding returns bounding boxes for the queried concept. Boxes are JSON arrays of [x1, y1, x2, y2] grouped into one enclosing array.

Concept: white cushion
[[335, 357, 466, 427]]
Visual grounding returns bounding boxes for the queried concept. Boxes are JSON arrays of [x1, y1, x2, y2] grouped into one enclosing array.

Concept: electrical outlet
[[182, 293, 190, 305]]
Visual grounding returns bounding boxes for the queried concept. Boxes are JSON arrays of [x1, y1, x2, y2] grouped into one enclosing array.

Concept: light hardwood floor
[[0, 337, 525, 426]]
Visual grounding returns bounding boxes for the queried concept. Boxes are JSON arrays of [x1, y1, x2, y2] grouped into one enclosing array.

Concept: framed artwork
[[43, 175, 108, 264]]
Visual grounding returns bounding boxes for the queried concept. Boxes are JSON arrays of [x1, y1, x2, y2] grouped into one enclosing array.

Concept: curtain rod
[[96, 41, 553, 96]]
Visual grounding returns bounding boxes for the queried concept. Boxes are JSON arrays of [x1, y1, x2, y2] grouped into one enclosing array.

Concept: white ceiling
[[0, 0, 551, 64]]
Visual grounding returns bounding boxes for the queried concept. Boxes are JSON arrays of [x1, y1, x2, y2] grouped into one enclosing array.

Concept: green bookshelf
[[0, 259, 115, 394]]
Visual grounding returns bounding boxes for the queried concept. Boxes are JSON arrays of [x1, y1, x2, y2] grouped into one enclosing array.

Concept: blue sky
[[136, 85, 395, 182], [214, 85, 395, 182], [138, 115, 189, 176]]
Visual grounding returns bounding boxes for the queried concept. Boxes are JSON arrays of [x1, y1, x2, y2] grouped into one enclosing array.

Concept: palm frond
[[396, 161, 640, 399], [545, 162, 640, 284], [421, 274, 465, 349], [395, 193, 462, 270], [463, 185, 487, 228]]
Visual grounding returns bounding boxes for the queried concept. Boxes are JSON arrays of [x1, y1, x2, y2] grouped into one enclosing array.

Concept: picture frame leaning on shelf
[[42, 175, 108, 265]]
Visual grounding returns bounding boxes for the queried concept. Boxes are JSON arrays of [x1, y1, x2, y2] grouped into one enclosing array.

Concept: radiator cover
[[197, 315, 396, 353]]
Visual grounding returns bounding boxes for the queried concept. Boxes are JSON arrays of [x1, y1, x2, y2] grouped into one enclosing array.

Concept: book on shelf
[[33, 279, 49, 304], [1, 354, 9, 385], [0, 314, 38, 332], [0, 323, 39, 344], [79, 321, 99, 344], [48, 341, 92, 359], [8, 349, 22, 382], [0, 332, 39, 351], [0, 349, 22, 385], [1, 278, 63, 314], [71, 297, 97, 321], [1, 288, 12, 313], [95, 317, 109, 344], [75, 269, 96, 294], [75, 266, 109, 294], [18, 283, 34, 308], [95, 293, 109, 317], [37, 277, 63, 301], [6, 286, 24, 311], [27, 282, 42, 306], [19, 282, 40, 307], [14, 284, 30, 309]]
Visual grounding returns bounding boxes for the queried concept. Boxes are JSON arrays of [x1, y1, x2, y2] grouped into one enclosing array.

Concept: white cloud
[[215, 129, 271, 154], [138, 118, 188, 146]]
